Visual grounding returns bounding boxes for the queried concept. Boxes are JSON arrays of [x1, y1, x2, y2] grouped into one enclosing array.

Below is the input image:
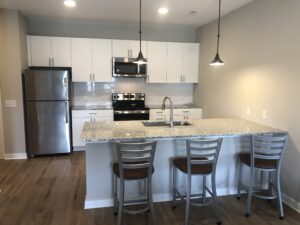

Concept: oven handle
[[114, 110, 149, 114]]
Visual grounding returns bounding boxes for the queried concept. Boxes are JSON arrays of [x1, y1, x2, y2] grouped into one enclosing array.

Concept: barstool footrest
[[123, 207, 150, 215], [174, 188, 214, 207]]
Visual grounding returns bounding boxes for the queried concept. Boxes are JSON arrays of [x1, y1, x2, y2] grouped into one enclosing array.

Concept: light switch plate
[[5, 100, 17, 108]]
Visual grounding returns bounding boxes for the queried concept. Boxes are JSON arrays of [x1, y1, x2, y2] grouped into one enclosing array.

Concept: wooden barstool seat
[[113, 162, 154, 180], [173, 157, 212, 174], [238, 153, 277, 169]]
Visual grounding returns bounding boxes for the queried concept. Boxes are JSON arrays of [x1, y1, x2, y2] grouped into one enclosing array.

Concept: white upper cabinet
[[182, 43, 199, 83], [28, 36, 71, 67], [92, 39, 112, 82], [147, 41, 167, 83], [166, 42, 199, 83], [166, 42, 183, 83], [71, 38, 93, 82], [112, 40, 147, 58], [71, 38, 113, 82], [30, 36, 52, 67], [51, 37, 71, 67]]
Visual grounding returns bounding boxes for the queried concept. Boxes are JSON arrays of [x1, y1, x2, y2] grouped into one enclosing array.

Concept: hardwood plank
[[0, 152, 299, 225]]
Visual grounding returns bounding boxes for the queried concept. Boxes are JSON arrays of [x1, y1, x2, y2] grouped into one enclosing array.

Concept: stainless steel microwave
[[112, 57, 147, 78]]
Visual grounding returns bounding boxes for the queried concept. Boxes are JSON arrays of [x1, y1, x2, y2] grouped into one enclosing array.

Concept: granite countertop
[[80, 118, 285, 143], [147, 103, 201, 109], [72, 105, 113, 110]]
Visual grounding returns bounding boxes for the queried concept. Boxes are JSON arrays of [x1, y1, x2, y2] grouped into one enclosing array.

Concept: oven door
[[114, 110, 149, 121]]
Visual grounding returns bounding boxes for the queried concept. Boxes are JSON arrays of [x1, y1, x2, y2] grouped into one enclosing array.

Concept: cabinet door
[[112, 40, 132, 57], [30, 36, 52, 67], [72, 117, 91, 147], [92, 39, 112, 82], [131, 41, 148, 59], [182, 43, 199, 83], [51, 37, 71, 67], [147, 41, 167, 83], [71, 38, 92, 82], [27, 36, 32, 66], [166, 42, 183, 83]]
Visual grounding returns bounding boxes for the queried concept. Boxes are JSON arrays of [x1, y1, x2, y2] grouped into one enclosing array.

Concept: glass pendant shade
[[210, 53, 224, 66]]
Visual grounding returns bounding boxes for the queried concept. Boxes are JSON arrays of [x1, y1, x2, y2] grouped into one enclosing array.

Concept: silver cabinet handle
[[93, 74, 95, 82], [128, 49, 130, 58], [180, 75, 183, 83], [183, 75, 185, 83], [52, 58, 54, 67], [90, 74, 92, 82], [182, 110, 190, 113], [49, 58, 51, 66]]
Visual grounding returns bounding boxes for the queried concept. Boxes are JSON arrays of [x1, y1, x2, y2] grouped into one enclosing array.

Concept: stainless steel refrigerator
[[23, 68, 72, 157]]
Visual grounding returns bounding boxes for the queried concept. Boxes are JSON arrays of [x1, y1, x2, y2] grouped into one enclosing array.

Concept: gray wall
[[194, 0, 300, 203], [28, 16, 197, 42], [0, 9, 28, 156]]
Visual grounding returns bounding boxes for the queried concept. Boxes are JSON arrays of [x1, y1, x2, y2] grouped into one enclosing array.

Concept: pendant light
[[134, 0, 147, 64], [210, 0, 224, 66]]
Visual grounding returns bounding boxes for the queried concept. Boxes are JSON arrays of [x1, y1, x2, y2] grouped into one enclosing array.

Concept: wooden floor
[[0, 152, 299, 225]]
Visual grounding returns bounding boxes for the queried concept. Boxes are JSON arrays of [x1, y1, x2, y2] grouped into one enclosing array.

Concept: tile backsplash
[[72, 78, 194, 106]]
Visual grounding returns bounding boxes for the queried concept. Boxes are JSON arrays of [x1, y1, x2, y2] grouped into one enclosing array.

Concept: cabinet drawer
[[72, 110, 113, 118]]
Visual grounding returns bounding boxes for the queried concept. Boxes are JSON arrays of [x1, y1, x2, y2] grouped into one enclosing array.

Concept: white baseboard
[[84, 187, 237, 209], [4, 153, 27, 160], [282, 193, 300, 213], [73, 147, 86, 152], [85, 198, 113, 209]]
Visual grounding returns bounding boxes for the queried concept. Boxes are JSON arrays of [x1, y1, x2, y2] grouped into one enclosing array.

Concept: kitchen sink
[[142, 121, 192, 127]]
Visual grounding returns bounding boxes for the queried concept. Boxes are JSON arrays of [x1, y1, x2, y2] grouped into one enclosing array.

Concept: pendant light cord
[[139, 0, 142, 52], [216, 0, 221, 53]]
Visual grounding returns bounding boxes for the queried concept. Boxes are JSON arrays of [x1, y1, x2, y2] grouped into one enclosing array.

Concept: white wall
[[28, 16, 197, 42], [0, 9, 28, 157], [194, 0, 300, 206]]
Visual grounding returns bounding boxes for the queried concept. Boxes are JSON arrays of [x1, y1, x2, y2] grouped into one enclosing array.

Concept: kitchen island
[[81, 118, 285, 209]]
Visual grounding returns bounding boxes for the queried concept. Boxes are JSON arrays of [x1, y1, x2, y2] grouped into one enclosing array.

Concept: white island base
[[81, 119, 284, 209], [85, 137, 248, 209]]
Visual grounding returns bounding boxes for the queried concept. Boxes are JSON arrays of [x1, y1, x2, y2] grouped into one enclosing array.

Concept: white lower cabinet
[[72, 110, 113, 148], [150, 108, 202, 121]]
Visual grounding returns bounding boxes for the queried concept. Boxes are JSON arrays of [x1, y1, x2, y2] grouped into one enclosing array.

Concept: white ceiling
[[0, 0, 253, 27]]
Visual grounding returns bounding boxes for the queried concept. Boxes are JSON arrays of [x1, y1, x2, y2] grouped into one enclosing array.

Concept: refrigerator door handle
[[65, 101, 69, 123], [64, 77, 68, 100]]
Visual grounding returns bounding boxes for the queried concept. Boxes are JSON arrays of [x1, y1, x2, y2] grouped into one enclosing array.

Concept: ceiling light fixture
[[158, 7, 169, 15], [134, 0, 147, 64], [64, 0, 76, 8], [210, 0, 224, 66]]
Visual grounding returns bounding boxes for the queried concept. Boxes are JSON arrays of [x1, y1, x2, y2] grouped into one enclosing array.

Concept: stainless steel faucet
[[162, 97, 174, 127]]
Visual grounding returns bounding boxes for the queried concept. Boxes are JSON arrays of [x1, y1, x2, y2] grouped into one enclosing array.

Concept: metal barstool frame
[[237, 133, 288, 219], [172, 137, 223, 225], [113, 140, 157, 225]]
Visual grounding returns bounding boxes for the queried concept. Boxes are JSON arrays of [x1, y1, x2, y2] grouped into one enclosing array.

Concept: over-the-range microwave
[[112, 57, 147, 78]]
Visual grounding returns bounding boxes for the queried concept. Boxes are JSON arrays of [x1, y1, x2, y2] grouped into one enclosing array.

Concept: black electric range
[[112, 93, 149, 121]]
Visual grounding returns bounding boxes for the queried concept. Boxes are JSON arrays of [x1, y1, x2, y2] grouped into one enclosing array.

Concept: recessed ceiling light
[[64, 0, 76, 7], [158, 7, 168, 15]]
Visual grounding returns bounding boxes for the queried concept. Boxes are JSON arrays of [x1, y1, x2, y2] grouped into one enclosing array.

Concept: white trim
[[4, 153, 27, 160], [84, 188, 237, 209], [282, 193, 300, 213], [84, 198, 113, 209]]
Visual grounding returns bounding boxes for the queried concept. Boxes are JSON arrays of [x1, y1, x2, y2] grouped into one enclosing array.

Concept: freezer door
[[25, 101, 71, 156], [24, 69, 69, 101]]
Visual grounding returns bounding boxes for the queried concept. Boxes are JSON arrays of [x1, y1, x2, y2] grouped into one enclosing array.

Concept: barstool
[[113, 140, 157, 225], [172, 137, 223, 225], [237, 134, 288, 219]]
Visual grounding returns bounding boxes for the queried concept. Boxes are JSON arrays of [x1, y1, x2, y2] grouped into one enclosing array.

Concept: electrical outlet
[[246, 106, 251, 116], [262, 110, 267, 120]]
